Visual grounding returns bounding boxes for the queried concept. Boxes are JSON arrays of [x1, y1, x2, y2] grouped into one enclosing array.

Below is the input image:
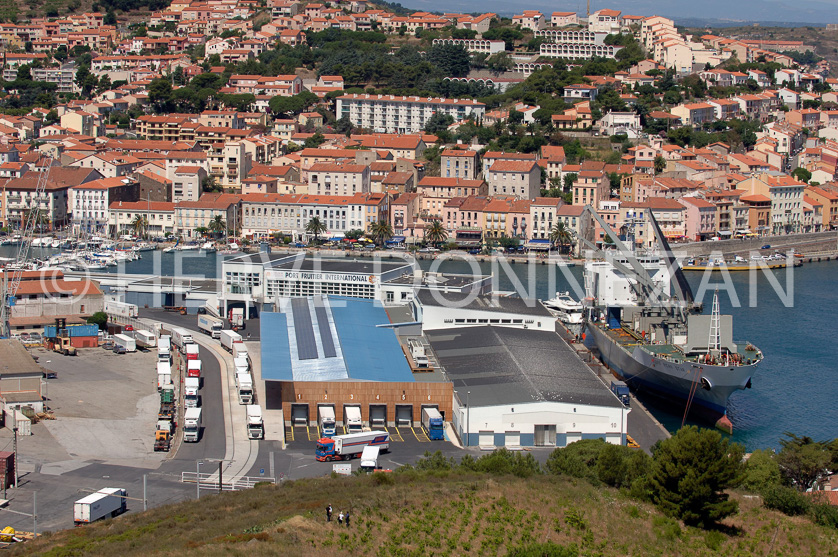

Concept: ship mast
[[707, 289, 721, 356]]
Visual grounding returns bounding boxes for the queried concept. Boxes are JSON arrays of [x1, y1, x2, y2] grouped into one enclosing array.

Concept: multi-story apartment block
[[529, 197, 565, 241], [572, 170, 610, 208], [4, 167, 100, 230], [307, 162, 371, 196], [670, 103, 716, 127], [430, 38, 505, 54], [588, 9, 622, 34], [486, 160, 540, 199], [172, 166, 206, 203], [440, 150, 478, 179], [336, 94, 485, 134], [175, 193, 241, 239], [206, 141, 252, 190], [69, 176, 139, 236], [108, 201, 176, 238]]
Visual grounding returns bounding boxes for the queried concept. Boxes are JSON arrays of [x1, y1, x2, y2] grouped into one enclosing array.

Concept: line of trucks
[[220, 330, 263, 440], [317, 406, 444, 441]]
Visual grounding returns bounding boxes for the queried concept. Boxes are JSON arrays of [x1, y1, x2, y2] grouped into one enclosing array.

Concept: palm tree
[[130, 214, 148, 238], [550, 221, 572, 254], [208, 215, 226, 238], [369, 220, 393, 246], [426, 220, 448, 248], [305, 216, 328, 244]]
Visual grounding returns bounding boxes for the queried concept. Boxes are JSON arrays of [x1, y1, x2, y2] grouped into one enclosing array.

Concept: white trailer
[[104, 300, 138, 319], [345, 406, 363, 433], [360, 445, 380, 471], [232, 343, 248, 360], [197, 314, 224, 339], [158, 336, 171, 362], [134, 329, 157, 348], [171, 327, 193, 351], [73, 488, 128, 525], [184, 377, 200, 408], [318, 405, 336, 437], [156, 361, 171, 390], [220, 329, 242, 352], [183, 407, 202, 442], [229, 307, 245, 329], [113, 334, 136, 352], [246, 405, 264, 440], [236, 372, 253, 405], [315, 431, 389, 461], [233, 355, 250, 373]]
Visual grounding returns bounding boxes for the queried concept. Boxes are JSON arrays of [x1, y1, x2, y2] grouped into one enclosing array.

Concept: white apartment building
[[70, 177, 139, 236], [588, 9, 622, 34], [108, 201, 176, 238], [307, 162, 371, 196], [336, 94, 486, 134], [207, 141, 252, 189], [529, 197, 565, 241], [539, 42, 622, 60], [430, 38, 506, 54]]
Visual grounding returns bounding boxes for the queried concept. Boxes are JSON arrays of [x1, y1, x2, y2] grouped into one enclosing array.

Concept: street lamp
[[196, 460, 203, 499], [466, 391, 470, 447]]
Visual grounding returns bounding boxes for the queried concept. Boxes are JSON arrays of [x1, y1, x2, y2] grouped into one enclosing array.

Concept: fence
[[180, 471, 276, 491]]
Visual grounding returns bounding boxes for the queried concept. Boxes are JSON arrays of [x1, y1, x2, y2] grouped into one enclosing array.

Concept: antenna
[[587, 0, 591, 17], [707, 289, 721, 355]]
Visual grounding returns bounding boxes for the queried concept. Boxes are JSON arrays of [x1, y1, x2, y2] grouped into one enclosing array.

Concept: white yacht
[[542, 291, 584, 324]]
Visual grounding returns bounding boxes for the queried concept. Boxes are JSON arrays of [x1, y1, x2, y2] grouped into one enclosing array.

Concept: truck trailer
[[229, 307, 245, 329], [220, 330, 242, 352], [104, 300, 138, 319], [318, 406, 336, 437], [184, 377, 200, 408], [246, 405, 264, 440], [156, 361, 171, 390], [187, 359, 202, 381], [197, 314, 224, 339], [73, 488, 127, 525], [133, 329, 156, 348], [113, 334, 136, 353], [236, 372, 253, 405], [158, 336, 171, 362], [183, 407, 202, 442], [232, 343, 248, 361], [421, 407, 444, 440], [344, 406, 363, 434], [170, 327, 193, 352], [233, 355, 249, 373], [315, 431, 389, 461], [610, 380, 630, 406], [360, 445, 380, 471], [185, 343, 200, 361]]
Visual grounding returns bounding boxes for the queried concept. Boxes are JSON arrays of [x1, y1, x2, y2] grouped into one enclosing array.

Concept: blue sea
[[5, 246, 836, 451]]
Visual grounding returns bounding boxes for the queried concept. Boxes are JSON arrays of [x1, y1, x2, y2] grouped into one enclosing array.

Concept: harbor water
[[3, 246, 835, 451]]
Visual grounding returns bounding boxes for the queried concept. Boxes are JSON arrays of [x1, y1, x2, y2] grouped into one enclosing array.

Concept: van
[[360, 445, 380, 471]]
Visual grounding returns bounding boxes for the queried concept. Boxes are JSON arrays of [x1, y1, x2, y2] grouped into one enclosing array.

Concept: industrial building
[[261, 295, 452, 428], [0, 339, 46, 422], [426, 326, 629, 448]]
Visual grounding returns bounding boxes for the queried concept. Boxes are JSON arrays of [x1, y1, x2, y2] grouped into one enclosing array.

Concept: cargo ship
[[581, 213, 762, 432]]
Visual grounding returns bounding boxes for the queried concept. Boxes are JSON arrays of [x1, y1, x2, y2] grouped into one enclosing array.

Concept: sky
[[399, 0, 838, 25]]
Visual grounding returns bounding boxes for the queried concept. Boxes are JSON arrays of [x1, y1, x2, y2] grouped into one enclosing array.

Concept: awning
[[387, 236, 406, 243], [717, 231, 733, 236]]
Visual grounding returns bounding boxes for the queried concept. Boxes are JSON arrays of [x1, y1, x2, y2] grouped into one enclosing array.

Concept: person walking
[[338, 511, 344, 525], [345, 511, 350, 528], [326, 505, 332, 522]]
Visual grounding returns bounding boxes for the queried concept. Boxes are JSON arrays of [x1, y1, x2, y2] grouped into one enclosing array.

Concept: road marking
[[410, 426, 430, 442], [390, 427, 404, 442]]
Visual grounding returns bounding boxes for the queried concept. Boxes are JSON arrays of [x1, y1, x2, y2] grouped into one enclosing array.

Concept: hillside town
[[0, 1, 836, 254]]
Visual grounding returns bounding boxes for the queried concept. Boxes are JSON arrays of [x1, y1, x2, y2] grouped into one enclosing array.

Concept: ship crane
[[0, 159, 53, 338]]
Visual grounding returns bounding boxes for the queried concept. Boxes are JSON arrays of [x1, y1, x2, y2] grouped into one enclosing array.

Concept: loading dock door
[[534, 425, 556, 446], [478, 431, 494, 447], [291, 404, 309, 426], [505, 431, 521, 447], [395, 405, 412, 426], [606, 433, 622, 445], [566, 432, 582, 446], [369, 405, 386, 426]]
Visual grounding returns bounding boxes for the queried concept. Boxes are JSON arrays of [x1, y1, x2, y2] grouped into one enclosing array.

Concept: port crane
[[0, 160, 53, 338]]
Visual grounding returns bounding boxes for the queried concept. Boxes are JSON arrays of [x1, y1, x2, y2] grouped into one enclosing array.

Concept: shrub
[[704, 530, 726, 551], [742, 449, 782, 493], [762, 485, 811, 516], [460, 448, 542, 478], [809, 503, 838, 529], [545, 439, 606, 484]]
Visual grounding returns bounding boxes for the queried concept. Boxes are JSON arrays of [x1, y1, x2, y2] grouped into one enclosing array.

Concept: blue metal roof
[[260, 312, 293, 381], [259, 296, 414, 383]]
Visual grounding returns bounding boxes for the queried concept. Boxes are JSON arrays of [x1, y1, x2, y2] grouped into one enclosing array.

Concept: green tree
[[426, 43, 470, 77], [148, 78, 174, 113], [424, 112, 454, 136], [208, 215, 226, 237], [303, 132, 326, 149], [103, 9, 117, 26], [130, 215, 148, 238], [550, 221, 572, 253], [775, 433, 831, 491], [305, 216, 328, 244], [649, 426, 744, 528], [426, 220, 448, 247], [791, 167, 812, 183], [16, 64, 31, 81], [369, 220, 393, 246], [545, 439, 606, 485], [741, 449, 782, 493], [86, 311, 108, 331], [654, 155, 667, 174]]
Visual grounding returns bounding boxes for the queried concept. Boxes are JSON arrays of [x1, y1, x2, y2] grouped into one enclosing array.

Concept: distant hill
[[8, 471, 835, 556]]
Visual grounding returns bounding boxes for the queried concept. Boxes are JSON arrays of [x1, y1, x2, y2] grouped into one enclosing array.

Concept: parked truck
[[233, 355, 249, 373], [360, 445, 380, 471], [232, 343, 248, 361], [184, 377, 200, 408], [610, 380, 630, 406], [183, 407, 202, 442], [133, 329, 156, 349], [170, 327, 193, 352], [197, 314, 224, 339], [318, 406, 336, 437], [229, 307, 245, 330], [421, 407, 444, 441], [246, 405, 263, 440], [154, 420, 172, 452], [156, 361, 171, 390], [73, 488, 128, 525], [113, 334, 136, 353], [185, 343, 200, 361], [345, 406, 363, 434], [220, 329, 242, 352], [104, 300, 138, 319], [316, 431, 389, 461], [236, 372, 253, 405], [158, 336, 171, 363], [187, 359, 202, 382]]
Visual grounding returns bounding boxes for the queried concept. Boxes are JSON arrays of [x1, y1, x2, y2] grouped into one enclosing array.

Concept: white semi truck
[[184, 377, 200, 408], [197, 314, 224, 339], [345, 406, 363, 433], [183, 407, 202, 442], [246, 405, 264, 440], [158, 336, 171, 362], [73, 488, 128, 525], [236, 372, 253, 405], [318, 405, 336, 437], [104, 300, 138, 319], [171, 327, 193, 352], [156, 361, 171, 390], [220, 329, 242, 352]]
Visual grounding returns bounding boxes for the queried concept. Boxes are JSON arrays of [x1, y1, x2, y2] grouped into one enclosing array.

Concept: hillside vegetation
[[10, 469, 837, 557]]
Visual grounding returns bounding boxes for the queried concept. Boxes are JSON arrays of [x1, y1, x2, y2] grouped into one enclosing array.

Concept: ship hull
[[585, 325, 755, 425]]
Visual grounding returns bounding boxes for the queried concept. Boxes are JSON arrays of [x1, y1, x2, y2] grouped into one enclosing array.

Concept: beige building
[[307, 161, 371, 196], [572, 170, 610, 208], [175, 193, 241, 238], [441, 149, 479, 180], [487, 160, 540, 199], [109, 200, 176, 237]]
